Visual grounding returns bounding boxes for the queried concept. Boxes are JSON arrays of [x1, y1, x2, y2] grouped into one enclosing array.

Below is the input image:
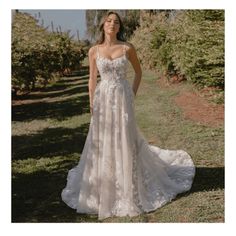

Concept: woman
[[61, 11, 195, 220]]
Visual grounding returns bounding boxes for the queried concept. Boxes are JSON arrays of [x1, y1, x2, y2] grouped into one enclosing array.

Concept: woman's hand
[[90, 106, 93, 115]]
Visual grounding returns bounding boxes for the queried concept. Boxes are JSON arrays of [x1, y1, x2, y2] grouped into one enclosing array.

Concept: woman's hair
[[96, 11, 126, 44]]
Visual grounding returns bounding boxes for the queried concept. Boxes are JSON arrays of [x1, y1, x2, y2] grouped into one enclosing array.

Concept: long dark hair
[[96, 11, 126, 45]]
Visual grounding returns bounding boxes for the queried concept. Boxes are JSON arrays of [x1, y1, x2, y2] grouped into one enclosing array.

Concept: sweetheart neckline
[[96, 54, 127, 62]]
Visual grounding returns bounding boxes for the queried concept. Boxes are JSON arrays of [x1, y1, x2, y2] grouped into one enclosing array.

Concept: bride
[[61, 11, 195, 220]]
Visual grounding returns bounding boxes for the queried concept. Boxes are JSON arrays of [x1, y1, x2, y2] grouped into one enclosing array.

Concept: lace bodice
[[96, 45, 128, 81]]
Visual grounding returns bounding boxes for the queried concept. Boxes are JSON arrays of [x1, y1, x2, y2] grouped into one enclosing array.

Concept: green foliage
[[131, 10, 225, 90], [128, 14, 157, 70], [130, 12, 174, 78], [171, 10, 224, 89], [12, 12, 87, 94], [122, 10, 140, 39]]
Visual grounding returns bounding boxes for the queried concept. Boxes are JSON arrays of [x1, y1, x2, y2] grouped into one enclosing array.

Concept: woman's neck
[[103, 35, 118, 46]]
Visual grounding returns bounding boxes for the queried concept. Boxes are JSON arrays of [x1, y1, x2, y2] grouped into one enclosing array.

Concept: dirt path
[[157, 78, 224, 127], [175, 91, 224, 127]]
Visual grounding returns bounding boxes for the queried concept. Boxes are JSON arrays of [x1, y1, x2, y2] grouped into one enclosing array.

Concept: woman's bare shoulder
[[122, 41, 135, 51], [88, 45, 98, 58], [121, 42, 137, 57]]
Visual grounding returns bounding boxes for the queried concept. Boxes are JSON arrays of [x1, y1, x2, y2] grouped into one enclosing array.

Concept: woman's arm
[[127, 43, 142, 96], [88, 46, 98, 114]]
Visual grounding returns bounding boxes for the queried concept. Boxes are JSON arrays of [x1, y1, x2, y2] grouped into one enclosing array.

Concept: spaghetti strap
[[96, 45, 100, 58], [123, 44, 126, 56], [123, 44, 128, 59]]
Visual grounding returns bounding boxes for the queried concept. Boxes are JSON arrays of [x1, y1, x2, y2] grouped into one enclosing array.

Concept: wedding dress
[[61, 45, 195, 220]]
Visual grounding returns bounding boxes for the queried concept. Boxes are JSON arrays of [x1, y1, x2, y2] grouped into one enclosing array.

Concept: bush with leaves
[[131, 10, 224, 90], [129, 13, 157, 70], [170, 10, 224, 89], [12, 12, 86, 94]]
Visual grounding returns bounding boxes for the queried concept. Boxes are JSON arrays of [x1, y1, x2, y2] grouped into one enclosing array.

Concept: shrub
[[131, 10, 224, 90], [12, 12, 87, 94]]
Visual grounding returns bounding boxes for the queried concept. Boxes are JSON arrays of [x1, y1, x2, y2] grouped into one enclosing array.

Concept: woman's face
[[103, 14, 120, 36]]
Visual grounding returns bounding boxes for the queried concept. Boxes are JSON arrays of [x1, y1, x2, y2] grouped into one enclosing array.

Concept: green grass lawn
[[12, 65, 224, 223]]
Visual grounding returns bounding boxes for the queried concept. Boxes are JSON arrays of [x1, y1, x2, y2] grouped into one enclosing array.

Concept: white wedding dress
[[61, 45, 195, 220]]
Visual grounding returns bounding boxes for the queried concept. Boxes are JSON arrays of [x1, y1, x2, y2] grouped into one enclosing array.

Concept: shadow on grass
[[38, 76, 89, 92], [12, 168, 99, 223], [12, 94, 90, 122], [177, 166, 224, 200], [12, 123, 90, 161], [67, 67, 89, 77], [12, 70, 91, 122], [56, 77, 89, 86], [191, 166, 224, 193], [15, 85, 90, 103], [15, 77, 89, 101], [12, 166, 224, 223]]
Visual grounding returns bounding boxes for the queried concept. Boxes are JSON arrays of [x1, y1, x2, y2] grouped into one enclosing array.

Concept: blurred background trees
[[130, 10, 224, 90], [12, 11, 87, 96], [12, 10, 224, 97]]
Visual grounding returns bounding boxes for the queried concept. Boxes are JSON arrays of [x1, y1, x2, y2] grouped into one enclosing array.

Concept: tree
[[131, 10, 224, 90], [12, 11, 87, 95], [171, 10, 224, 88]]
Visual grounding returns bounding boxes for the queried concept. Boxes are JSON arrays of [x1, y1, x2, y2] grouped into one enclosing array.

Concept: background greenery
[[12, 10, 224, 96], [12, 11, 88, 95]]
